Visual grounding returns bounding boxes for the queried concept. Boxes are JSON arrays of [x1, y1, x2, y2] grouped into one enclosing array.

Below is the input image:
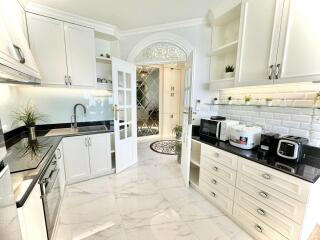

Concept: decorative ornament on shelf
[[228, 96, 232, 105], [224, 65, 234, 78], [244, 96, 252, 105], [212, 97, 219, 105], [265, 97, 273, 106], [12, 103, 47, 141]]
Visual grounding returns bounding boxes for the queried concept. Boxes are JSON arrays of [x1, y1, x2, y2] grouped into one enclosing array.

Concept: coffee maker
[[257, 132, 280, 159]]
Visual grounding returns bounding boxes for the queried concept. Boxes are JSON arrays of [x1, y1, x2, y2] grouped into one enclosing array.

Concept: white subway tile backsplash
[[217, 83, 320, 145]]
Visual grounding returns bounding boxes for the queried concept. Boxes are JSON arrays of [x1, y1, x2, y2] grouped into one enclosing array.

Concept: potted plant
[[212, 97, 218, 105], [244, 96, 252, 105], [224, 65, 234, 78], [265, 97, 273, 106], [228, 96, 232, 105], [172, 125, 183, 139], [175, 141, 182, 164], [12, 104, 46, 140]]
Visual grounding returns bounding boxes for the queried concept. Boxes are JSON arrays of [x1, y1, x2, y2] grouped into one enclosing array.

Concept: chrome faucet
[[72, 103, 87, 129]]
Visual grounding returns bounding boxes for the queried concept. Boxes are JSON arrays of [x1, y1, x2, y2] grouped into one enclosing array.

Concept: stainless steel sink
[[77, 125, 107, 133]]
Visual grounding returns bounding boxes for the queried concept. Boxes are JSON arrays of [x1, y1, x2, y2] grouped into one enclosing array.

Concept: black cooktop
[[192, 136, 320, 183], [4, 137, 56, 173]]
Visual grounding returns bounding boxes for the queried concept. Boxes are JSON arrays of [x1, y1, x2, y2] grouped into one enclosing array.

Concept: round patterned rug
[[150, 140, 180, 155]]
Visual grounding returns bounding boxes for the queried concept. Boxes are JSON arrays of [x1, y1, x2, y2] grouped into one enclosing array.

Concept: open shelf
[[190, 165, 200, 186], [191, 140, 201, 167], [210, 77, 235, 83], [96, 56, 112, 63], [211, 41, 238, 56], [205, 102, 318, 109]]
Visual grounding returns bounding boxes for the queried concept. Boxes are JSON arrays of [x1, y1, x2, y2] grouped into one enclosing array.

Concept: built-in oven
[[39, 155, 61, 240]]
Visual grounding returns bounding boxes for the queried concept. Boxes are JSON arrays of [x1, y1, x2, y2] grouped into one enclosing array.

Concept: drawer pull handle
[[212, 166, 218, 171], [259, 191, 268, 198], [262, 173, 271, 180], [255, 225, 263, 233], [210, 191, 216, 197], [211, 179, 217, 184], [257, 208, 266, 216]]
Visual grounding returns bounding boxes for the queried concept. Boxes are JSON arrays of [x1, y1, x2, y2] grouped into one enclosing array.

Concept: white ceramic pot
[[266, 100, 273, 106], [224, 72, 234, 78]]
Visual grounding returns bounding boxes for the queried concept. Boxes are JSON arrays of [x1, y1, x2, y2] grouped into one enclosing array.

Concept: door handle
[[64, 75, 68, 85], [68, 76, 72, 85], [113, 104, 119, 121], [268, 65, 274, 80], [13, 44, 25, 64]]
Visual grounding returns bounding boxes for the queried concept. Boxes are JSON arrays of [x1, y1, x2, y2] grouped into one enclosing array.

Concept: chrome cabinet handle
[[262, 173, 271, 180], [257, 208, 266, 216], [212, 166, 218, 171], [211, 179, 217, 184], [56, 148, 61, 159], [84, 137, 88, 147], [268, 65, 274, 80], [275, 64, 281, 79], [210, 191, 216, 197], [259, 191, 268, 198], [88, 137, 92, 146], [255, 225, 263, 233], [68, 76, 72, 85], [64, 75, 68, 85], [13, 44, 26, 64]]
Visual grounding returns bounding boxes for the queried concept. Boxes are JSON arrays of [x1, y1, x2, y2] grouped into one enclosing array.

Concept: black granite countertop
[[4, 136, 62, 208], [192, 136, 320, 183], [3, 120, 114, 207]]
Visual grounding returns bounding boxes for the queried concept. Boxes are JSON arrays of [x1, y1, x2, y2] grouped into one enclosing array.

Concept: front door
[[112, 57, 137, 173], [180, 52, 194, 186]]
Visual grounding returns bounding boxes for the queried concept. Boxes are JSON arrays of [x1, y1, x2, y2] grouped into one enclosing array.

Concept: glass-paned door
[[181, 52, 194, 186], [112, 57, 137, 173]]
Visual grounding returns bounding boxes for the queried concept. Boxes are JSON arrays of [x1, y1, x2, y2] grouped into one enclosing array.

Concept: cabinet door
[[162, 113, 179, 137], [62, 136, 91, 184], [163, 67, 181, 93], [0, 0, 40, 78], [275, 0, 320, 83], [55, 143, 65, 195], [163, 92, 180, 114], [88, 133, 112, 178], [64, 23, 96, 87], [27, 13, 68, 85], [236, 0, 284, 86]]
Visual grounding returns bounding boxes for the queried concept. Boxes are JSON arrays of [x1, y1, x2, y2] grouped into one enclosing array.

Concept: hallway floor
[[55, 139, 253, 240]]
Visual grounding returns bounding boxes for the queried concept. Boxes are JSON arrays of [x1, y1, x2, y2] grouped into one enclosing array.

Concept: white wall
[[0, 84, 113, 132], [120, 24, 213, 109]]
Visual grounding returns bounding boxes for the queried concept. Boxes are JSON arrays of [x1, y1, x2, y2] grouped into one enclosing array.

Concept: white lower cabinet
[[194, 142, 320, 240], [63, 133, 112, 184], [18, 185, 47, 240]]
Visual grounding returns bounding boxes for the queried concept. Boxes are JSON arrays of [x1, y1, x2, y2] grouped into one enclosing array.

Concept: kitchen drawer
[[200, 168, 235, 200], [237, 173, 306, 224], [238, 157, 311, 203], [201, 156, 237, 186], [199, 180, 233, 216], [235, 189, 301, 240], [233, 204, 288, 240], [201, 144, 238, 170]]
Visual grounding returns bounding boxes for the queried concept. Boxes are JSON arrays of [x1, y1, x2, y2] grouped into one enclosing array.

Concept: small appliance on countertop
[[229, 125, 262, 150], [277, 135, 309, 162], [199, 116, 239, 142], [257, 132, 280, 159]]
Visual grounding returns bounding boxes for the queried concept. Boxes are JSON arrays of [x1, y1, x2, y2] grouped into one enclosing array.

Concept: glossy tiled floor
[[55, 139, 253, 240]]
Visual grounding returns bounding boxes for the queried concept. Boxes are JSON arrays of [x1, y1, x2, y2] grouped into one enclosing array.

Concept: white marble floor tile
[[55, 139, 251, 240], [186, 216, 253, 240], [125, 222, 198, 240]]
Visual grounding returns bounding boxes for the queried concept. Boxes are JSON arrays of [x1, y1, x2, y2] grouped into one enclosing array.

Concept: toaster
[[277, 135, 308, 162]]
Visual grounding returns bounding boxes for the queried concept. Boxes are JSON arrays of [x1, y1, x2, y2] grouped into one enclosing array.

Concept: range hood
[[0, 63, 40, 84]]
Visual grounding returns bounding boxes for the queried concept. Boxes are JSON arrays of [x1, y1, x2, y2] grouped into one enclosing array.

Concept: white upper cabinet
[[27, 14, 68, 85], [26, 13, 96, 87], [237, 0, 320, 86], [64, 23, 96, 87], [0, 0, 40, 78], [275, 0, 320, 83], [236, 0, 284, 86]]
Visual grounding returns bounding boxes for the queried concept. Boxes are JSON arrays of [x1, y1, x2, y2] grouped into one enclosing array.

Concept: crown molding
[[25, 3, 120, 39], [120, 18, 209, 38]]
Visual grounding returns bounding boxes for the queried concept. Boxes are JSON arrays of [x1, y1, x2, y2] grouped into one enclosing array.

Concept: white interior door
[[112, 57, 137, 173], [181, 52, 194, 187]]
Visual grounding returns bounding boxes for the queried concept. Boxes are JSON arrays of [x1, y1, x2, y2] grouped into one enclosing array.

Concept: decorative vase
[[28, 126, 37, 140], [245, 101, 251, 105], [266, 100, 272, 106], [228, 100, 233, 105], [224, 72, 234, 79]]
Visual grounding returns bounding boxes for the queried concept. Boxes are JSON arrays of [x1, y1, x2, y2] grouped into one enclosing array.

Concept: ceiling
[[26, 0, 221, 30]]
